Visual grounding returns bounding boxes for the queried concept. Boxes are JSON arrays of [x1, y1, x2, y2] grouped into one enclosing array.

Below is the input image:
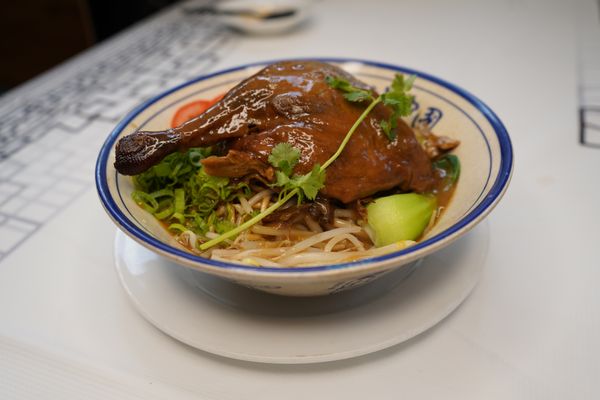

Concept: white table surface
[[1, 0, 599, 398]]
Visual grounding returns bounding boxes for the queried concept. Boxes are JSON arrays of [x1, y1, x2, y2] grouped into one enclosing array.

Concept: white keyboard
[[0, 7, 233, 260]]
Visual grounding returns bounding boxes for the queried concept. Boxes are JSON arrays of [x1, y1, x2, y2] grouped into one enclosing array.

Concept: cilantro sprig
[[380, 74, 415, 140], [198, 72, 416, 251], [268, 143, 300, 177], [326, 73, 416, 141], [268, 143, 325, 202], [325, 76, 375, 103]]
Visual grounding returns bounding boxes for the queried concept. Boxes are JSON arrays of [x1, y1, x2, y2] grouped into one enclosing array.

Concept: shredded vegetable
[[132, 147, 251, 241]]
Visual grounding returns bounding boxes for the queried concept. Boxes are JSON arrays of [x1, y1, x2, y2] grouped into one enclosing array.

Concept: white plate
[[114, 221, 489, 364]]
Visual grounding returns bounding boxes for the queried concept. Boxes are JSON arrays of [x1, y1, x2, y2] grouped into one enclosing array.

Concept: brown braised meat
[[114, 61, 436, 203]]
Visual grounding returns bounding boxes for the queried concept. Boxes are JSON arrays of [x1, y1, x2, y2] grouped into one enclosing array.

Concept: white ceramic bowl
[[96, 59, 513, 297], [213, 0, 312, 35]]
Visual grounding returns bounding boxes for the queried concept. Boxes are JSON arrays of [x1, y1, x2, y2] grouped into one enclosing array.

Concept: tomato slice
[[170, 94, 224, 128], [171, 100, 210, 128]]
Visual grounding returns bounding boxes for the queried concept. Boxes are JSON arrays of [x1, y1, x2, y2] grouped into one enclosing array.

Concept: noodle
[[276, 251, 358, 267], [332, 218, 356, 228], [168, 188, 421, 267], [260, 195, 270, 212], [333, 209, 355, 219], [276, 226, 362, 259], [136, 153, 435, 267], [238, 196, 253, 215], [212, 247, 287, 260], [240, 257, 283, 267], [205, 232, 220, 239], [324, 233, 365, 252], [248, 189, 273, 207], [179, 230, 198, 249], [304, 215, 323, 233], [251, 225, 315, 238]]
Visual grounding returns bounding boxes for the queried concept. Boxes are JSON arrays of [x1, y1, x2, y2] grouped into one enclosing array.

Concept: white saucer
[[114, 222, 488, 364]]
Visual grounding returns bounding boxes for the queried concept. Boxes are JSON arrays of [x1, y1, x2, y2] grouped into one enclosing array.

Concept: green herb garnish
[[268, 143, 325, 203], [274, 164, 326, 203], [325, 74, 415, 141], [325, 76, 375, 103], [132, 148, 249, 241], [268, 142, 300, 176], [380, 74, 415, 140]]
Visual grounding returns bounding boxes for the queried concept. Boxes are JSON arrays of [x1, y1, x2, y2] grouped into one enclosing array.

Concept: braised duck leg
[[114, 61, 435, 203]]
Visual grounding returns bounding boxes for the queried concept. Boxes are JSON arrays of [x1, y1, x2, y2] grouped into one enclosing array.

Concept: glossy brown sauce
[[432, 169, 458, 210]]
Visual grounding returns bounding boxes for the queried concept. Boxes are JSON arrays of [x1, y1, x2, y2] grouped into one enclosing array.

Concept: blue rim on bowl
[[95, 58, 513, 274]]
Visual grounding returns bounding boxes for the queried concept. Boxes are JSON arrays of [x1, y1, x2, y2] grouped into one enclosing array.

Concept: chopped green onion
[[174, 188, 185, 214], [168, 223, 189, 233], [171, 212, 186, 224], [132, 191, 159, 213], [154, 203, 174, 220], [150, 188, 174, 199], [132, 147, 254, 242]]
